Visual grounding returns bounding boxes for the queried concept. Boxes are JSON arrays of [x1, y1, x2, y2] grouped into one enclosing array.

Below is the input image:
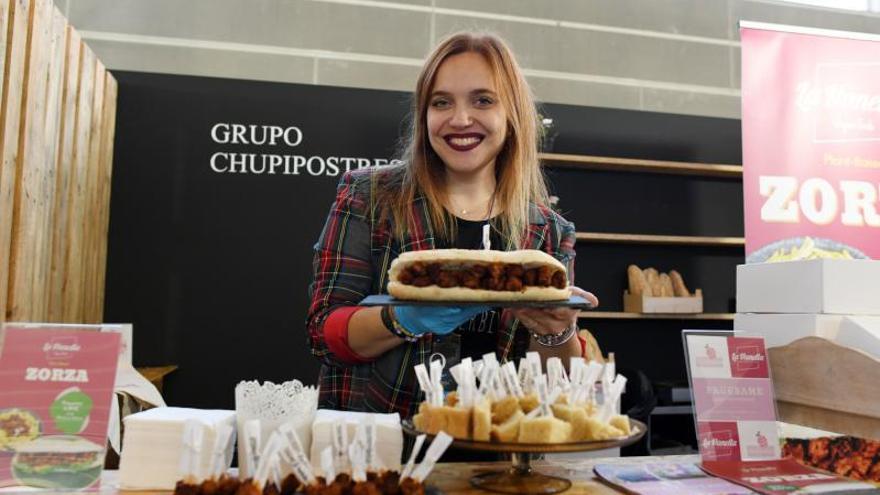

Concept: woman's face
[[427, 52, 508, 177]]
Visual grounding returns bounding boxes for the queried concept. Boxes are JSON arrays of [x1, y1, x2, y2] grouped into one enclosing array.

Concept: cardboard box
[[734, 313, 844, 349], [837, 316, 880, 363], [735, 313, 880, 361], [736, 259, 880, 315]]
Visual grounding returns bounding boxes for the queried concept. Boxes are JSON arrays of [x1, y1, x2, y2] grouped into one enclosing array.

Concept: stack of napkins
[[310, 409, 402, 475], [119, 407, 236, 490]]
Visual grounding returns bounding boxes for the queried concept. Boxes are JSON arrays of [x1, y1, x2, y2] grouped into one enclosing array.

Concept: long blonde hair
[[378, 32, 549, 248]]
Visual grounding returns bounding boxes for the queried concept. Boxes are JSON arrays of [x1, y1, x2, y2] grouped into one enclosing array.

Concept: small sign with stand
[[0, 323, 121, 490], [683, 330, 878, 494]]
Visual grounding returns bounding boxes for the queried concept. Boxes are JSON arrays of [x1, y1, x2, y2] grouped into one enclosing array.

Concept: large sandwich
[[387, 249, 570, 301], [11, 435, 103, 489]]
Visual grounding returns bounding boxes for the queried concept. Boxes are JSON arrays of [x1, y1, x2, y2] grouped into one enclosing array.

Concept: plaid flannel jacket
[[306, 166, 577, 417]]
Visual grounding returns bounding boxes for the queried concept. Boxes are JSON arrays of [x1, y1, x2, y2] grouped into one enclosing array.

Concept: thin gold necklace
[[453, 190, 496, 218]]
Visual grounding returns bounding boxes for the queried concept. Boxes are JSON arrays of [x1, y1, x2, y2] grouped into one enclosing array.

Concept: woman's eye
[[476, 96, 495, 106], [431, 99, 450, 108]]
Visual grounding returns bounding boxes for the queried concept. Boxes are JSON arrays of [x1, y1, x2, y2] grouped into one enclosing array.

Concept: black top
[[436, 217, 505, 367], [452, 216, 504, 252], [437, 217, 507, 462]]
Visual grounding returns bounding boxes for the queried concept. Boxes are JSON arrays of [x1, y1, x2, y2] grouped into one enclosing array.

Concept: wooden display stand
[[770, 337, 880, 440], [623, 289, 703, 314]]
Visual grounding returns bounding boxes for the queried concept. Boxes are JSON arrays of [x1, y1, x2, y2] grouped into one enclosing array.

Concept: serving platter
[[402, 418, 646, 494]]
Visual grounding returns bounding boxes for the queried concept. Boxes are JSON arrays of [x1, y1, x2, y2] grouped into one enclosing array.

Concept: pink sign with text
[[741, 23, 880, 263], [0, 325, 120, 489], [685, 333, 781, 462]]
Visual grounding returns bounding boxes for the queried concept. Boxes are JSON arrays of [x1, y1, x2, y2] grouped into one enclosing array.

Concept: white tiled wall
[[57, 0, 880, 119]]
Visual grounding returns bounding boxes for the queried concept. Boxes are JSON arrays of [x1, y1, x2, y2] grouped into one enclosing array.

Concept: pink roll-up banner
[[741, 22, 880, 263]]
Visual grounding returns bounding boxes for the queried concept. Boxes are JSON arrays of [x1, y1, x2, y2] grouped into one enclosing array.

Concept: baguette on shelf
[[624, 265, 703, 314]]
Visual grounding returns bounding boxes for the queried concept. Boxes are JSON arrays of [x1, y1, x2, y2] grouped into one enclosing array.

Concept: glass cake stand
[[402, 418, 647, 494]]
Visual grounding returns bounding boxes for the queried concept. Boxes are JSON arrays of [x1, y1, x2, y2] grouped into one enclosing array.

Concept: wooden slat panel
[[0, 0, 9, 101], [1, 1, 115, 324], [0, 0, 30, 323], [47, 25, 77, 322], [28, 2, 63, 320], [94, 72, 116, 319], [82, 60, 104, 323], [8, 0, 54, 321], [61, 42, 95, 323], [38, 6, 65, 321]]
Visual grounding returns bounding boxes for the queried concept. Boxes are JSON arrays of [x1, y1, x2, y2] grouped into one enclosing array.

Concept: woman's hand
[[510, 286, 598, 335]]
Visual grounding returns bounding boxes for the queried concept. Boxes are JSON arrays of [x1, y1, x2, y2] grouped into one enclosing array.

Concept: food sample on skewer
[[171, 413, 447, 495], [412, 352, 632, 443]]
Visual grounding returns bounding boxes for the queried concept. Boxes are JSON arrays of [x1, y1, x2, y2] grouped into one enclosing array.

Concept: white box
[[310, 409, 402, 476], [734, 313, 844, 349], [735, 313, 880, 361], [837, 316, 880, 362], [736, 259, 880, 315]]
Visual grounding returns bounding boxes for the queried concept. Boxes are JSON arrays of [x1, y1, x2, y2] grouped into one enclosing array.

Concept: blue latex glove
[[394, 305, 491, 335]]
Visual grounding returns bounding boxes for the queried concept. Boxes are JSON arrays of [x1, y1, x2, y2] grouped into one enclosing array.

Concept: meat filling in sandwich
[[396, 262, 566, 291], [388, 249, 570, 301]]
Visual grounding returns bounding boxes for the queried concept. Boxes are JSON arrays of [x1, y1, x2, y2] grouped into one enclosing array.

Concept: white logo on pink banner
[[737, 421, 781, 461], [687, 335, 731, 379]]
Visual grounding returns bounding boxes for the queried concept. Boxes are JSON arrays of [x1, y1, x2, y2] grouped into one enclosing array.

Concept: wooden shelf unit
[[576, 232, 745, 247], [578, 311, 735, 320], [540, 152, 743, 178]]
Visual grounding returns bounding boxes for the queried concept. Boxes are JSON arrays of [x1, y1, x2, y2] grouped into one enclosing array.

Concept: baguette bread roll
[[579, 329, 605, 363], [658, 273, 674, 297], [388, 249, 570, 301], [643, 267, 660, 295], [669, 270, 690, 297], [626, 264, 651, 296]]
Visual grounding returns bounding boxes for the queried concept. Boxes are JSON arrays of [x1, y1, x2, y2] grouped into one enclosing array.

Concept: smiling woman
[[426, 52, 508, 189], [304, 32, 599, 430]]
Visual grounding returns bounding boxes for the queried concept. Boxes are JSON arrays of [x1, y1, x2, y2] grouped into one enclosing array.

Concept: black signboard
[[108, 73, 412, 407]]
